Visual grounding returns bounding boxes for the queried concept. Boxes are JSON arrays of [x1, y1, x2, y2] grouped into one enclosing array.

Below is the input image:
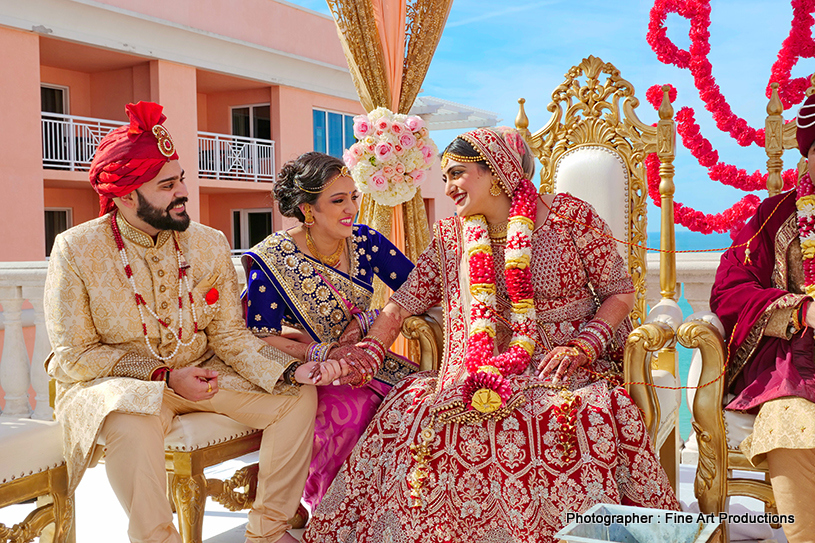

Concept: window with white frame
[[313, 109, 355, 158], [41, 84, 69, 115], [231, 104, 271, 140], [232, 209, 274, 251], [45, 208, 72, 257]]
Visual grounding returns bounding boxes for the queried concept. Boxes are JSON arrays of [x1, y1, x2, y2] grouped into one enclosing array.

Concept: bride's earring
[[303, 204, 315, 227], [490, 177, 503, 197]]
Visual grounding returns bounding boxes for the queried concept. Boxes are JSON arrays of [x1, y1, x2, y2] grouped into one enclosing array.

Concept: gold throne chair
[[514, 56, 683, 488], [682, 81, 805, 542]]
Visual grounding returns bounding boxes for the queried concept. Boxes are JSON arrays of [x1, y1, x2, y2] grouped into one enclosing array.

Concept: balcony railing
[[41, 113, 127, 171], [40, 114, 275, 183], [197, 132, 275, 182]]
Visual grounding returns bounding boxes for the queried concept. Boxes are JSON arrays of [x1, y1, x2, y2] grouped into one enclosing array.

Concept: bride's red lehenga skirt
[[302, 370, 679, 543]]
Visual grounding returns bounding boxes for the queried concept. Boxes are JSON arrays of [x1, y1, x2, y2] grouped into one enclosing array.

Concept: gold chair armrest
[[677, 318, 728, 511], [624, 321, 675, 444], [401, 310, 443, 372]]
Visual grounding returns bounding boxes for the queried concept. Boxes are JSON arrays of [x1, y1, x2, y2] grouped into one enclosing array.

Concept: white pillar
[[0, 285, 32, 416], [25, 285, 53, 420]]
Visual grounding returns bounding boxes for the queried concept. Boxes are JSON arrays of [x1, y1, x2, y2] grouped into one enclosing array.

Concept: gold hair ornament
[[441, 151, 484, 169], [296, 166, 351, 194]]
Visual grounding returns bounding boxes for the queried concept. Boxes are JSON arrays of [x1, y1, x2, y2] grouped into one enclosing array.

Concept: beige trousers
[[767, 447, 815, 543], [99, 386, 317, 543]]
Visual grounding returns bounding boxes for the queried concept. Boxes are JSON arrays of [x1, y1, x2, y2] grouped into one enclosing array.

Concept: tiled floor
[[0, 453, 786, 542]]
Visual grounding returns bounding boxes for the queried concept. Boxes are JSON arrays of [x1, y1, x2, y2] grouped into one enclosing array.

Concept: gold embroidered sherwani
[[44, 214, 302, 491]]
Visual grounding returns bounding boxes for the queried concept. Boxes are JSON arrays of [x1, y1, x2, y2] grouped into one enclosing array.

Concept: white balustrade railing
[[41, 113, 127, 171], [0, 255, 718, 420], [0, 262, 51, 419], [198, 132, 275, 182]]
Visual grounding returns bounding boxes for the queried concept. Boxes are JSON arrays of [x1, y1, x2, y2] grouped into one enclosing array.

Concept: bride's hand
[[536, 346, 587, 384]]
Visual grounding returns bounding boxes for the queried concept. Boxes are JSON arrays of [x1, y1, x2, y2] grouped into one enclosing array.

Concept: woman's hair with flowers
[[274, 152, 345, 222]]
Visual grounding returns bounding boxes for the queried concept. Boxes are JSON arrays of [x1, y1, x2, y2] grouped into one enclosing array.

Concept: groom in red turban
[[45, 102, 327, 543], [710, 92, 815, 543]]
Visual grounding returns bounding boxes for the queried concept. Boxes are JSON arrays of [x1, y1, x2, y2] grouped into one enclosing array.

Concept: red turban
[[89, 101, 179, 215], [796, 93, 815, 157]]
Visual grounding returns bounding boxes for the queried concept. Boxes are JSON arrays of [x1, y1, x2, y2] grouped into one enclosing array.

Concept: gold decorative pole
[[657, 85, 677, 302], [656, 84, 680, 490], [765, 83, 784, 197]]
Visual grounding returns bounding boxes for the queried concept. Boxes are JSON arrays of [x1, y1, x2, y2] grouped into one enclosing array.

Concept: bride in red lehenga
[[302, 127, 678, 543]]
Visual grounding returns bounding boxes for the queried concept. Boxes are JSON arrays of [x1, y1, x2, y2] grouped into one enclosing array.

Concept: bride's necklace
[[111, 211, 198, 361], [487, 220, 508, 242], [306, 228, 344, 267]]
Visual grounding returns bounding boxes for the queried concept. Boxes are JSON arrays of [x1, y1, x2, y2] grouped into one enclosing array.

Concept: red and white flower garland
[[460, 178, 538, 412], [111, 212, 199, 361], [645, 0, 815, 237], [797, 172, 815, 294]]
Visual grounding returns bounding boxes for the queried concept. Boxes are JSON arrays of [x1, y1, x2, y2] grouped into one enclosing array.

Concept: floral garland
[[797, 172, 815, 294], [344, 107, 438, 207], [460, 178, 538, 413], [645, 0, 815, 237]]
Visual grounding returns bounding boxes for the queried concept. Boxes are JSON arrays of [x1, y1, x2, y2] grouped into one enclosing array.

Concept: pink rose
[[353, 116, 371, 138], [399, 133, 417, 149], [370, 170, 388, 191], [394, 144, 404, 155], [391, 122, 406, 135], [405, 116, 425, 132], [367, 144, 376, 153], [376, 129, 384, 136], [351, 145, 365, 159], [382, 164, 396, 178], [376, 118, 390, 132], [410, 169, 428, 186], [420, 145, 434, 163], [394, 162, 405, 175], [343, 149, 359, 168], [419, 127, 429, 138], [375, 142, 394, 162]]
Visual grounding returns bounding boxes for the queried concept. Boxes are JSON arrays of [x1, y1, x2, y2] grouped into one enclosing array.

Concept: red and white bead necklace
[[111, 211, 199, 361]]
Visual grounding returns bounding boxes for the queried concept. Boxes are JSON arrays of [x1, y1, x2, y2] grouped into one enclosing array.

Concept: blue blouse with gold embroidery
[[242, 224, 413, 342]]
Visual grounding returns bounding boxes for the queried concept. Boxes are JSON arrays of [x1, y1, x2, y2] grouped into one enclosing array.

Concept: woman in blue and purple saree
[[241, 152, 417, 521]]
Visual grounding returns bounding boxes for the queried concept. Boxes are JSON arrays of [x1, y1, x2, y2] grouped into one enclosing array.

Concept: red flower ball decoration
[[205, 288, 219, 305]]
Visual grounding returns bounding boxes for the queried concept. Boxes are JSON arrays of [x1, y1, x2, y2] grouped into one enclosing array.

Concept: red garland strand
[[643, 0, 815, 237]]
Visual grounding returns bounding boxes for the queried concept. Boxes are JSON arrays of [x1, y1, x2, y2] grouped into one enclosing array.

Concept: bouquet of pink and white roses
[[343, 107, 438, 207]]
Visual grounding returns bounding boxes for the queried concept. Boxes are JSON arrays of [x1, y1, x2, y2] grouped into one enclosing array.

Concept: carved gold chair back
[[515, 55, 672, 328]]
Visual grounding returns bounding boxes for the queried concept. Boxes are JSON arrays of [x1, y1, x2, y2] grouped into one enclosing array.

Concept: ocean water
[[645, 231, 733, 441]]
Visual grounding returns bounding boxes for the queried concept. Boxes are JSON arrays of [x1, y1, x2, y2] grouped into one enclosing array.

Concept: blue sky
[[290, 0, 809, 235]]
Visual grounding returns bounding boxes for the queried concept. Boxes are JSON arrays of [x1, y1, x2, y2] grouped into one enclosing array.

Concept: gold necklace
[[487, 220, 508, 242], [306, 229, 344, 267]]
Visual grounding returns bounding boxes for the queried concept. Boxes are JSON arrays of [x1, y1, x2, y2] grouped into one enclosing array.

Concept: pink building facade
[[0, 0, 454, 262]]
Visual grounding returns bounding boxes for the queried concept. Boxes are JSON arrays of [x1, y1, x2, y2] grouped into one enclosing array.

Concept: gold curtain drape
[[326, 0, 453, 309]]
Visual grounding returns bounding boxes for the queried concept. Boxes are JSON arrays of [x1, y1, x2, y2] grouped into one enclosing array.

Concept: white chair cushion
[[652, 369, 681, 449], [554, 145, 629, 258], [0, 418, 64, 483], [164, 412, 258, 452], [684, 310, 755, 449]]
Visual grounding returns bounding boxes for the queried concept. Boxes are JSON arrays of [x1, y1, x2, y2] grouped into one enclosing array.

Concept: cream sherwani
[[44, 213, 316, 543]]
